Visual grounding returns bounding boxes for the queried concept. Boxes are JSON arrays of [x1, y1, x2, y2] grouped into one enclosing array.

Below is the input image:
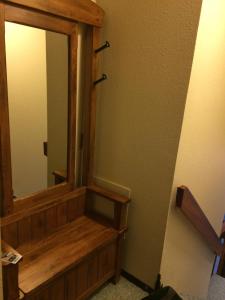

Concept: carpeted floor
[[207, 274, 225, 300], [89, 274, 225, 300], [90, 277, 148, 300]]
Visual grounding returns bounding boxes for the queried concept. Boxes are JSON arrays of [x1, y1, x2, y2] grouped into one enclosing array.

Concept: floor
[[89, 273, 225, 300], [90, 277, 149, 300], [207, 274, 225, 300]]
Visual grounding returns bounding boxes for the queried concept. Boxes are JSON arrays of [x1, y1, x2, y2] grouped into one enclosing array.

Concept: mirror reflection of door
[[5, 22, 68, 199]]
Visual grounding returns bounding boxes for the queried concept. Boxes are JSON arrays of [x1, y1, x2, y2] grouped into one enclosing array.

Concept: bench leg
[[113, 235, 123, 284], [2, 264, 20, 300]]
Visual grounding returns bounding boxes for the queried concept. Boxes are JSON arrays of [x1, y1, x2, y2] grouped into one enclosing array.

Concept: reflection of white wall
[[5, 22, 48, 198], [160, 0, 225, 298]]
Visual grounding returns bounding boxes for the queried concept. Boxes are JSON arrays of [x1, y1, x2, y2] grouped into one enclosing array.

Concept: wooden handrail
[[176, 186, 223, 255]]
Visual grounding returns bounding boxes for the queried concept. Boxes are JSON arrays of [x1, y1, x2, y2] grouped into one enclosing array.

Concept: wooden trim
[[87, 185, 131, 205], [2, 0, 105, 27], [5, 4, 76, 34], [67, 27, 77, 187], [176, 186, 223, 255], [86, 27, 100, 185], [80, 25, 93, 185], [0, 3, 13, 216], [81, 27, 100, 186]]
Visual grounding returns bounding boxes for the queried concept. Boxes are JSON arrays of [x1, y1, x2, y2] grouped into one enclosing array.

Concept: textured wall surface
[[160, 0, 225, 298], [95, 0, 202, 287]]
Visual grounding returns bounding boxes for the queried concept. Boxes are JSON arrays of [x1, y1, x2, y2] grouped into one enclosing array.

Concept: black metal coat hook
[[95, 41, 110, 53], [94, 74, 108, 85]]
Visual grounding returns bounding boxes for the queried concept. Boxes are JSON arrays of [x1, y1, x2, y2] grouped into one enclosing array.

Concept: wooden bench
[[1, 185, 130, 300]]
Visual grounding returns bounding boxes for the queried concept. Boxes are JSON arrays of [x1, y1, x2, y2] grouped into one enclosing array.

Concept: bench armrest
[[87, 185, 131, 231], [87, 185, 130, 205], [1, 240, 22, 300]]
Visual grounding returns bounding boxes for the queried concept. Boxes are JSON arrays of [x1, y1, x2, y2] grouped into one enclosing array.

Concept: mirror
[[5, 22, 69, 198]]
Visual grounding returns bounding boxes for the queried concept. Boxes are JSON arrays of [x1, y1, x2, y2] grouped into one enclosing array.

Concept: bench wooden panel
[[18, 216, 117, 296], [24, 242, 115, 300], [2, 191, 86, 250]]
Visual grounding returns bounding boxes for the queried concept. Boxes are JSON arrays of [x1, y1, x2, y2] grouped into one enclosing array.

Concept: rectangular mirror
[[5, 21, 69, 198]]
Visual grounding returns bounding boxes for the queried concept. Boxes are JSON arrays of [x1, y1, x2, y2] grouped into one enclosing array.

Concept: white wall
[[5, 23, 48, 198], [95, 0, 202, 287], [160, 0, 225, 298]]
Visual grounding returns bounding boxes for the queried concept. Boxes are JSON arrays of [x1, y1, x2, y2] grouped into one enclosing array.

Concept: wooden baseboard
[[121, 270, 153, 294]]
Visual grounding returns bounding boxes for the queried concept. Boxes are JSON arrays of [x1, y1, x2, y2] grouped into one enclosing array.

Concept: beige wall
[[46, 31, 68, 186], [95, 0, 202, 287], [5, 23, 48, 197], [160, 0, 225, 298]]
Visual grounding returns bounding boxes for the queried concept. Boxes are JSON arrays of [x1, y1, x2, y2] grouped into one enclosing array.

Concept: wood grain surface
[[18, 216, 117, 295], [3, 0, 105, 26], [176, 186, 222, 255]]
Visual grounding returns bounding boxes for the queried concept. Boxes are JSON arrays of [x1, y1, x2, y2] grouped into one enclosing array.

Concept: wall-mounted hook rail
[[95, 41, 110, 53], [94, 74, 108, 85]]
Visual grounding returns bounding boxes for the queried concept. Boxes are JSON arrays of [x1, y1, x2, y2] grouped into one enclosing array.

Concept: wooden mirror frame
[[0, 0, 104, 217]]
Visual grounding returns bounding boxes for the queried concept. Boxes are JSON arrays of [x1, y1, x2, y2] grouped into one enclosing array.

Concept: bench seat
[[18, 216, 118, 296]]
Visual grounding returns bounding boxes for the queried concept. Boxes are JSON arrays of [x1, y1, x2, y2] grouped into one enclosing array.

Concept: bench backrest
[[1, 187, 86, 252]]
